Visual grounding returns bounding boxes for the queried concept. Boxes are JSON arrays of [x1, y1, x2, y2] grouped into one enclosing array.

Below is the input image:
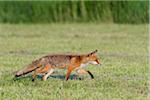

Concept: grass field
[[0, 23, 149, 100]]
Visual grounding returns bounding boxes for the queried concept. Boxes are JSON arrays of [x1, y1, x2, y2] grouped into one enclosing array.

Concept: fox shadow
[[14, 74, 83, 81]]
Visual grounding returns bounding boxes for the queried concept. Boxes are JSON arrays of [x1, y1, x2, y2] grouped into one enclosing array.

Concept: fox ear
[[88, 50, 98, 56]]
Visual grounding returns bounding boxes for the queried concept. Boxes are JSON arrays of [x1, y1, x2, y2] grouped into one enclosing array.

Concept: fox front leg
[[87, 70, 94, 79], [66, 66, 76, 81], [76, 69, 94, 79], [66, 69, 72, 81]]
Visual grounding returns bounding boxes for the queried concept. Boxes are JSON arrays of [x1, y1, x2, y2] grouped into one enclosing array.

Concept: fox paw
[[32, 78, 35, 82], [74, 76, 82, 80]]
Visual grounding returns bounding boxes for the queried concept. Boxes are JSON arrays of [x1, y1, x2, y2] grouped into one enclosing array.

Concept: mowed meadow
[[0, 24, 149, 99]]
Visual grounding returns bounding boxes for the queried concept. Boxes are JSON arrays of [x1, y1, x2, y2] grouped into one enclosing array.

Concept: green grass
[[0, 23, 149, 100]]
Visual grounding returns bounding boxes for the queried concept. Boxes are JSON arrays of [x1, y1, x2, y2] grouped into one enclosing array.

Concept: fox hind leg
[[32, 64, 52, 81], [42, 68, 54, 81], [32, 68, 42, 82], [32, 71, 37, 82]]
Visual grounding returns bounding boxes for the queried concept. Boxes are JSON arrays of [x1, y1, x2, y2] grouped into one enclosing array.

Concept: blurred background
[[0, 1, 149, 24]]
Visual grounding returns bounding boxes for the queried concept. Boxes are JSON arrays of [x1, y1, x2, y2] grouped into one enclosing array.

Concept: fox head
[[83, 50, 101, 65]]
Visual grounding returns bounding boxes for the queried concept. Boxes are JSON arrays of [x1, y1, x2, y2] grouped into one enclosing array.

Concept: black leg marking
[[87, 71, 94, 79], [32, 78, 35, 82]]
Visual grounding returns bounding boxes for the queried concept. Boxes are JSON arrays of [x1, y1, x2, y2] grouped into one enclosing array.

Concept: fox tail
[[15, 63, 40, 77]]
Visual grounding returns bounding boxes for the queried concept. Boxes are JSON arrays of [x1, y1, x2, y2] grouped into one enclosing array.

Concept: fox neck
[[80, 60, 98, 68]]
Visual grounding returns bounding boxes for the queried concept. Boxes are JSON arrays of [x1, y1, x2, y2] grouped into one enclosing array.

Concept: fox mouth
[[96, 59, 100, 64], [94, 60, 102, 66]]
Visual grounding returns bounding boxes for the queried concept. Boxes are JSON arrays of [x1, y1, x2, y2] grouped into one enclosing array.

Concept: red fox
[[15, 50, 100, 81]]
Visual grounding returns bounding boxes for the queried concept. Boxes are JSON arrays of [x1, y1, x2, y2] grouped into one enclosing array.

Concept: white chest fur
[[80, 61, 98, 68], [80, 63, 89, 68]]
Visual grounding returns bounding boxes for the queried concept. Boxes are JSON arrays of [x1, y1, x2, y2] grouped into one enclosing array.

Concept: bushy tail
[[15, 64, 39, 77]]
